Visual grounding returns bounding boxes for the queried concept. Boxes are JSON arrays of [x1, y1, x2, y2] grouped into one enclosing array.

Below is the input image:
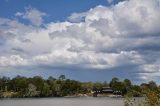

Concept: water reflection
[[0, 97, 124, 106]]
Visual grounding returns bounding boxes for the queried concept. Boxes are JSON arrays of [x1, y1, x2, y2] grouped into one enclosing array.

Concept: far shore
[[1, 92, 145, 99]]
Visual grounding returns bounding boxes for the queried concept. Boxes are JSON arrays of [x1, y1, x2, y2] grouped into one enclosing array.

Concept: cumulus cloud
[[0, 0, 160, 81], [0, 55, 29, 67], [68, 12, 86, 22], [107, 0, 114, 3], [15, 7, 46, 26]]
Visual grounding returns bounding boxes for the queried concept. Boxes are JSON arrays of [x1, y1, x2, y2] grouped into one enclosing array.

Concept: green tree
[[128, 85, 142, 97], [9, 75, 28, 97], [110, 78, 127, 95], [123, 79, 132, 87], [47, 76, 56, 96], [59, 74, 66, 81], [42, 82, 50, 96], [109, 77, 119, 87], [27, 83, 38, 97], [31, 76, 44, 96], [148, 81, 157, 90]]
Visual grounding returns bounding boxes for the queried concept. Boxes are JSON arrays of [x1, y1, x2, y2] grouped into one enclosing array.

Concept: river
[[0, 97, 124, 106]]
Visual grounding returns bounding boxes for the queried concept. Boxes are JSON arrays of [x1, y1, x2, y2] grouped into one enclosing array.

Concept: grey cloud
[[11, 47, 25, 53], [18, 37, 31, 43]]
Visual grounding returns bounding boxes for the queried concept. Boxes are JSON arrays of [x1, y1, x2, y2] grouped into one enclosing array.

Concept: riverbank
[[0, 91, 124, 98]]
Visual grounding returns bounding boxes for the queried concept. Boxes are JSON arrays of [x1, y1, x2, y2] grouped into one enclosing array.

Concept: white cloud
[[0, 0, 160, 81], [15, 7, 46, 26], [0, 55, 29, 67], [68, 12, 86, 22], [15, 12, 23, 17], [107, 0, 114, 3]]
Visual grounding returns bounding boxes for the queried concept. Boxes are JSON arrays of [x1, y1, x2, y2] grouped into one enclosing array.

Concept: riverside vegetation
[[0, 75, 160, 106]]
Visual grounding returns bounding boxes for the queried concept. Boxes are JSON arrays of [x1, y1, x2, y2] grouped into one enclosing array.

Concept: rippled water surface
[[0, 97, 124, 106]]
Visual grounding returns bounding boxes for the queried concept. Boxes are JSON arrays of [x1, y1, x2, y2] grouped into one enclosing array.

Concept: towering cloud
[[0, 0, 160, 81]]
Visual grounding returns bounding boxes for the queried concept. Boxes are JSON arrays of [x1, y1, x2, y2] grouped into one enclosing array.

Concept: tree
[[145, 90, 160, 106], [129, 85, 142, 97], [123, 79, 132, 93], [31, 76, 44, 96], [123, 79, 131, 87], [59, 74, 65, 81], [109, 77, 119, 88], [47, 76, 56, 82], [148, 81, 157, 90], [47, 76, 56, 96], [42, 82, 50, 96], [27, 83, 37, 97], [103, 81, 108, 87], [0, 76, 10, 92], [12, 76, 28, 93], [109, 78, 127, 95], [0, 90, 2, 98]]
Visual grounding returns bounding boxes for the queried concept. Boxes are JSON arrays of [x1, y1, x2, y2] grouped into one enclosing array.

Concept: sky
[[0, 0, 160, 83]]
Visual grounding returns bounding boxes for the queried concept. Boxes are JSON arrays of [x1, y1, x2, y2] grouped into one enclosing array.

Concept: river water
[[0, 97, 124, 106]]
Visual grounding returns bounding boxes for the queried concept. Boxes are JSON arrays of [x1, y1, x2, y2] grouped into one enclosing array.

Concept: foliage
[[0, 75, 160, 99], [27, 83, 38, 97], [145, 90, 160, 106], [110, 78, 128, 95], [124, 81, 160, 106]]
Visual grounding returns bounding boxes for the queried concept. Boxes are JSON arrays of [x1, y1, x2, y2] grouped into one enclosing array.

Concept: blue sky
[[0, 0, 123, 23], [0, 0, 108, 22], [0, 0, 160, 83]]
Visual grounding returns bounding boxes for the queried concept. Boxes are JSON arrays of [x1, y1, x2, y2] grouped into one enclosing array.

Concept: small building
[[92, 87, 123, 97], [92, 87, 113, 97], [101, 87, 113, 93]]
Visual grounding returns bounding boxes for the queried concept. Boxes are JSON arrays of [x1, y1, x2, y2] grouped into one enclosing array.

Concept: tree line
[[0, 75, 159, 98]]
